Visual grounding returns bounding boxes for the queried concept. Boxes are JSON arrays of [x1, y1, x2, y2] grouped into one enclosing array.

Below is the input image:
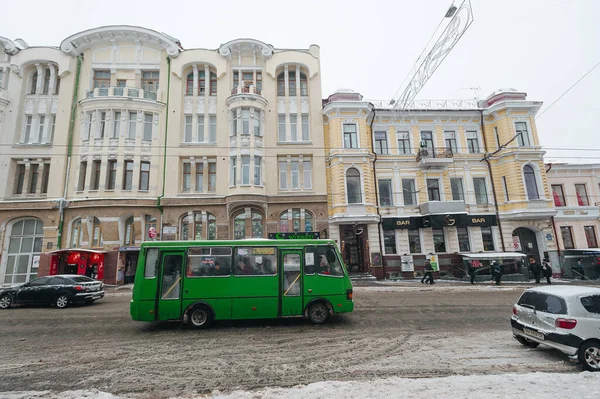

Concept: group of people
[[528, 258, 553, 284], [466, 261, 504, 285]]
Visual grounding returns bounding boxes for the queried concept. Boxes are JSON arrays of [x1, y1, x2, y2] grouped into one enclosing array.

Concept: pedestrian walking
[[542, 259, 552, 284], [421, 260, 435, 285], [575, 258, 585, 280], [467, 262, 476, 284], [529, 258, 541, 284], [491, 261, 502, 285]]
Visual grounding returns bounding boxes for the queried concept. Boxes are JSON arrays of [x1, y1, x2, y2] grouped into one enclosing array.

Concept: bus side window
[[144, 248, 159, 278]]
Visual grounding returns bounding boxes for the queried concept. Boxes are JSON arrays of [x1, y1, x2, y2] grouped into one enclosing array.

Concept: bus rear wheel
[[308, 302, 329, 324], [188, 306, 212, 329]]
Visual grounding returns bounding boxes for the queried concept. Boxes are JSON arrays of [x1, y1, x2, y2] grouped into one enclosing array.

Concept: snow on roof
[[526, 285, 600, 297]]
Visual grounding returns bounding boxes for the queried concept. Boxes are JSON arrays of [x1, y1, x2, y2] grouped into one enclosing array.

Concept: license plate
[[523, 328, 544, 340]]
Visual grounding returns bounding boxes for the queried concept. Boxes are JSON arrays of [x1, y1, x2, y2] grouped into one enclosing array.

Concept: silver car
[[511, 285, 600, 371]]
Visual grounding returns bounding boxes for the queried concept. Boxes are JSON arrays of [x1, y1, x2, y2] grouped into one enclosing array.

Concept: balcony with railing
[[226, 85, 267, 107], [416, 147, 454, 169], [85, 87, 161, 102]]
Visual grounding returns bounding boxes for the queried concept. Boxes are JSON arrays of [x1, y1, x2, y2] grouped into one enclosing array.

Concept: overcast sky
[[3, 0, 599, 162]]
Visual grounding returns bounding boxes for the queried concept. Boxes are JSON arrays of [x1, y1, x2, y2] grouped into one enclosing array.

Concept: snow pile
[[2, 373, 599, 399], [356, 284, 522, 293]]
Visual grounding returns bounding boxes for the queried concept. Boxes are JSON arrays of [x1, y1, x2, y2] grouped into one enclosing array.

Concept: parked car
[[0, 275, 104, 309], [511, 285, 600, 371]]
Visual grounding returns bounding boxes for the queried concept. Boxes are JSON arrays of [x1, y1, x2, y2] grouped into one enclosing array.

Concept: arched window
[[300, 72, 308, 96], [181, 212, 217, 240], [305, 211, 313, 232], [31, 72, 38, 94], [124, 217, 135, 245], [346, 168, 362, 204], [207, 213, 217, 240], [5, 218, 44, 283], [199, 71, 217, 95], [279, 209, 314, 232], [71, 218, 83, 248], [91, 217, 102, 247], [43, 68, 51, 94], [252, 212, 263, 238], [234, 212, 246, 239], [277, 72, 285, 96], [277, 69, 308, 97], [524, 165, 539, 200], [233, 209, 264, 239], [186, 72, 193, 95]]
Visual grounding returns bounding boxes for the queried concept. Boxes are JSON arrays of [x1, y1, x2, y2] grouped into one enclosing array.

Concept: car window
[[581, 295, 600, 314], [28, 277, 50, 286], [518, 291, 567, 315], [48, 277, 69, 285], [70, 276, 95, 283]]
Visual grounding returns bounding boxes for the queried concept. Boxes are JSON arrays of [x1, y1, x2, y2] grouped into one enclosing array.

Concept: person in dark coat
[[541, 259, 552, 284], [529, 258, 541, 284], [491, 261, 502, 285], [421, 260, 435, 284], [467, 262, 476, 284], [575, 258, 585, 280]]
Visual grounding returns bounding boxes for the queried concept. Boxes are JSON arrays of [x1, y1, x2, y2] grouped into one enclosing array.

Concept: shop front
[[459, 252, 528, 281], [558, 249, 600, 279], [118, 246, 140, 285], [46, 249, 107, 280]]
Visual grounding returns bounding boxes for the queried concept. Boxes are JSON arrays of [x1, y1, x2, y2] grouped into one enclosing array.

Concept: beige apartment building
[[0, 26, 327, 285]]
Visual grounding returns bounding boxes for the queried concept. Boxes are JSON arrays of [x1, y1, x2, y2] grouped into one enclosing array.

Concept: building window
[[91, 217, 102, 247], [575, 184, 590, 206], [90, 160, 101, 190], [123, 161, 133, 190], [290, 161, 299, 189], [374, 131, 388, 154], [233, 210, 264, 239], [210, 115, 217, 142], [397, 131, 411, 154], [408, 230, 421, 254], [41, 164, 50, 194], [384, 230, 397, 254], [523, 165, 539, 200], [290, 114, 298, 141], [199, 71, 217, 95], [37, 115, 46, 143], [143, 113, 153, 141], [584, 226, 598, 248], [502, 176, 510, 202], [305, 211, 313, 231], [182, 163, 191, 192], [241, 156, 250, 185], [23, 116, 32, 143], [279, 161, 288, 189], [289, 71, 297, 95], [43, 68, 51, 94], [303, 159, 312, 190], [378, 179, 393, 206], [84, 112, 92, 140], [113, 111, 121, 138], [433, 228, 446, 253], [97, 112, 106, 138], [561, 226, 575, 249], [346, 168, 362, 204], [420, 131, 433, 149], [482, 226, 495, 251], [124, 217, 135, 245], [402, 179, 417, 205], [77, 162, 87, 191], [343, 124, 358, 149], [473, 178, 488, 204], [256, 72, 262, 91], [30, 72, 38, 94], [93, 70, 110, 89], [300, 73, 308, 96], [195, 163, 204, 192], [186, 72, 193, 95], [184, 115, 192, 142], [279, 209, 313, 233], [301, 114, 309, 141], [427, 179, 440, 201], [230, 157, 237, 186], [450, 178, 464, 201], [208, 213, 217, 239], [466, 131, 480, 153], [457, 227, 470, 252], [515, 122, 531, 146], [242, 109, 250, 135], [28, 164, 39, 194], [128, 111, 137, 139], [71, 218, 83, 248], [254, 156, 262, 186], [141, 71, 159, 93], [444, 131, 457, 153], [139, 162, 150, 191], [277, 73, 285, 96], [145, 215, 157, 241], [278, 114, 286, 141], [106, 160, 117, 190], [552, 184, 566, 206], [208, 162, 216, 192]]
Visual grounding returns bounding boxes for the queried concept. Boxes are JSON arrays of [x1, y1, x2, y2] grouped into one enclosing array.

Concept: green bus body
[[130, 239, 354, 326]]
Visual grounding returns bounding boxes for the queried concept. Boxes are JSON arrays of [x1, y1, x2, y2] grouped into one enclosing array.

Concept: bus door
[[157, 251, 185, 321], [280, 250, 303, 317]]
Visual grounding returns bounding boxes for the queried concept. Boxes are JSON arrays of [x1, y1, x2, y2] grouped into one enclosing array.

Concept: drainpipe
[[368, 105, 386, 279], [57, 54, 83, 250], [546, 162, 561, 259], [157, 56, 171, 239], [479, 110, 506, 251]]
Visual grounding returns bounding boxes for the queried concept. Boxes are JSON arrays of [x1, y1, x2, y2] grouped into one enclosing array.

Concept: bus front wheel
[[188, 305, 212, 329], [307, 302, 329, 324]]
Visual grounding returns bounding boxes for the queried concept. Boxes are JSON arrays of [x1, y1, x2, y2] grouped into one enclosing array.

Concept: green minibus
[[130, 239, 354, 328]]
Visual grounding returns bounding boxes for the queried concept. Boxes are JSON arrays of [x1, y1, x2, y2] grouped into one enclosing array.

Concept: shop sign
[[427, 254, 439, 271], [268, 232, 320, 240], [401, 255, 414, 272], [512, 236, 522, 251]]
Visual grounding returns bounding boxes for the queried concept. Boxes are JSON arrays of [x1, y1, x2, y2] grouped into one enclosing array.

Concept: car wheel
[[578, 341, 600, 371], [55, 294, 69, 309], [308, 301, 329, 324], [188, 306, 212, 329], [0, 294, 13, 309], [516, 335, 540, 348]]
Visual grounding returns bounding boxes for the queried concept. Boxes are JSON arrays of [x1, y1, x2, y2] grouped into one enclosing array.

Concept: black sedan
[[0, 275, 104, 309]]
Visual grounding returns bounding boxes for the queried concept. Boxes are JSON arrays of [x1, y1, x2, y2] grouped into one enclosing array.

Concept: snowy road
[[0, 282, 590, 398]]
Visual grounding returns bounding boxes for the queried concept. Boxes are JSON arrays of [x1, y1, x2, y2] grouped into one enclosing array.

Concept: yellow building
[[324, 89, 557, 278]]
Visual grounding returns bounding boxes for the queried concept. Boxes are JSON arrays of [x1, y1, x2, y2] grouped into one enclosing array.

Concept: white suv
[[511, 285, 600, 371]]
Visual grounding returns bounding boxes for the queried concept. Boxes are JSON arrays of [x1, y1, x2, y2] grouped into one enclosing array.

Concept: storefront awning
[[46, 248, 107, 254], [459, 252, 527, 259]]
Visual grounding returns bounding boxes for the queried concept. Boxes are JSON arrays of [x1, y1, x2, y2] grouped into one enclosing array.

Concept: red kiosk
[[48, 249, 106, 280]]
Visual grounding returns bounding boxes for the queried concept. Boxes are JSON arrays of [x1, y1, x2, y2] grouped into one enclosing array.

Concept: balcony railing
[[85, 87, 161, 102], [231, 85, 262, 96], [416, 147, 454, 162]]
